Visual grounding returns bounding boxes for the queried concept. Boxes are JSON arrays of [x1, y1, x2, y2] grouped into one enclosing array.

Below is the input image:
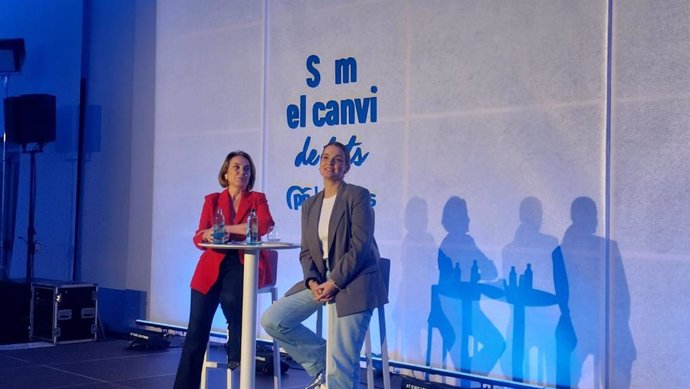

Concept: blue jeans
[[261, 288, 373, 389]]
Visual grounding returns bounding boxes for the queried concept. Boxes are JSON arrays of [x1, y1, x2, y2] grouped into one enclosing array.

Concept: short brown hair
[[218, 150, 256, 191]]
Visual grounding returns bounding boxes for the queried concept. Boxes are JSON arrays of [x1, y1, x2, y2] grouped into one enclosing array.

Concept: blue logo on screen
[[286, 185, 319, 210], [286, 185, 377, 211]]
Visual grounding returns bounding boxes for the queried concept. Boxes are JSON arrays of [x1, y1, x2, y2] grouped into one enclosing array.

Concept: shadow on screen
[[551, 196, 636, 389], [425, 196, 505, 386], [500, 196, 559, 385], [392, 197, 437, 363], [419, 195, 636, 389]]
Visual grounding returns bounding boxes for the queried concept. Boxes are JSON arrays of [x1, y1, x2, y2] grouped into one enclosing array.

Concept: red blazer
[[190, 190, 275, 294]]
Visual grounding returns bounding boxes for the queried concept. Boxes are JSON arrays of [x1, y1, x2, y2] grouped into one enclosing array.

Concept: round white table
[[200, 241, 299, 389]]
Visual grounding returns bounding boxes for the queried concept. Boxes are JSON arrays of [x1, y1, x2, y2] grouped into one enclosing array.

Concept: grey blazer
[[286, 182, 388, 317]]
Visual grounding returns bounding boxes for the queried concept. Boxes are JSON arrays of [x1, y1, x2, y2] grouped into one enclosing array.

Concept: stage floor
[[0, 337, 403, 389]]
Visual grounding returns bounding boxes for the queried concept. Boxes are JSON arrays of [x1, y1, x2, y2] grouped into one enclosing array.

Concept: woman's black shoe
[[227, 360, 240, 371]]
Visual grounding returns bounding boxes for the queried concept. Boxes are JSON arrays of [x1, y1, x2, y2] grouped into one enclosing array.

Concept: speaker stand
[[24, 145, 42, 283], [1, 74, 10, 280]]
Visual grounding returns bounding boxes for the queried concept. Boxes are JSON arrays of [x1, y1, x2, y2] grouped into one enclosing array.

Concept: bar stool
[[319, 257, 391, 389], [200, 250, 281, 389]]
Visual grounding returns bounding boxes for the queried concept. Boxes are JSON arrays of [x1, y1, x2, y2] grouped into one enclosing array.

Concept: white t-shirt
[[318, 194, 337, 260]]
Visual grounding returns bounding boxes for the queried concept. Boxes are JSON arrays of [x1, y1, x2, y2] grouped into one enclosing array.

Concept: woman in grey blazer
[[262, 141, 387, 389]]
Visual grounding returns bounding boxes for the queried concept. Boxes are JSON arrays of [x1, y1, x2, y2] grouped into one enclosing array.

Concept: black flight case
[[30, 281, 98, 344]]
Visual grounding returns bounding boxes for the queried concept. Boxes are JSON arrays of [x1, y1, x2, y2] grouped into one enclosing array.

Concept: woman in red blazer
[[174, 150, 274, 389]]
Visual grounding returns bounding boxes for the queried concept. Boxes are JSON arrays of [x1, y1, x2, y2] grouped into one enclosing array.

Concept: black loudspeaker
[[0, 38, 26, 73], [3, 94, 57, 146]]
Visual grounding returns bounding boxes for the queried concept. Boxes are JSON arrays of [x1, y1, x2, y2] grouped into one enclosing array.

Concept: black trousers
[[174, 250, 244, 389]]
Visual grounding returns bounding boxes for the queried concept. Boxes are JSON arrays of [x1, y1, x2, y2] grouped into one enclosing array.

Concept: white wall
[[612, 1, 690, 388], [79, 0, 156, 292]]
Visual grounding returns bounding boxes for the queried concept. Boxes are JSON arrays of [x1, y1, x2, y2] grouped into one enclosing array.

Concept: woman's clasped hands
[[308, 279, 339, 303]]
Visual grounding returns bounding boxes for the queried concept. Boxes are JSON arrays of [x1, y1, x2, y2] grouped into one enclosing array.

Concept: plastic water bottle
[[212, 209, 225, 244], [246, 208, 258, 245]]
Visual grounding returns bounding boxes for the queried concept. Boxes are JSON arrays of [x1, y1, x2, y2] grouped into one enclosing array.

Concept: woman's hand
[[200, 228, 214, 242], [312, 280, 339, 303], [307, 279, 321, 299]]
